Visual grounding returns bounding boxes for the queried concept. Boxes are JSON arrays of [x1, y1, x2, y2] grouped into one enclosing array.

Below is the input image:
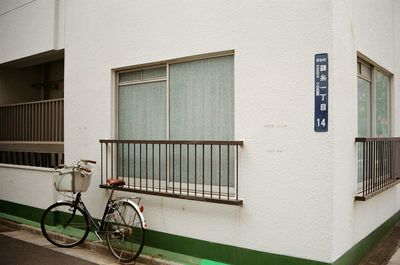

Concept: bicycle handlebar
[[80, 167, 92, 173], [81, 159, 97, 164], [55, 164, 65, 169], [54, 159, 96, 170]]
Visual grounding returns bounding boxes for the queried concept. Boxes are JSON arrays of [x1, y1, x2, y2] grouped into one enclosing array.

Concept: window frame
[[356, 54, 394, 189], [357, 55, 393, 137], [113, 51, 235, 192], [114, 50, 235, 141]]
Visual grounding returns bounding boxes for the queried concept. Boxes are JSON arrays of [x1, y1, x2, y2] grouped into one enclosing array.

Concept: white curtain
[[169, 56, 234, 140], [117, 56, 235, 189], [169, 56, 234, 187], [118, 81, 167, 183], [375, 71, 390, 137], [118, 81, 167, 140]]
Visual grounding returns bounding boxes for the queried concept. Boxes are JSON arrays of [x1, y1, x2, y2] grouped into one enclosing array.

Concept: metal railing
[[0, 152, 64, 168], [0, 99, 64, 141], [355, 137, 400, 200], [100, 139, 244, 205], [0, 99, 64, 168]]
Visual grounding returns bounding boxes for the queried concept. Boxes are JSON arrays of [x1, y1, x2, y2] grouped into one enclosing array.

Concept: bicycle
[[40, 159, 146, 263]]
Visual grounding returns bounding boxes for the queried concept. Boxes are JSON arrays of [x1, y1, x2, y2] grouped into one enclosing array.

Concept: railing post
[[236, 144, 239, 201], [128, 143, 130, 188], [152, 144, 154, 192], [227, 145, 230, 200], [187, 144, 189, 195], [101, 142, 103, 185], [218, 145, 221, 199], [195, 144, 197, 196]]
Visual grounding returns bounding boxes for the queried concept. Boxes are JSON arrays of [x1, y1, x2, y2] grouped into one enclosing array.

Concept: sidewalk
[[3, 214, 400, 265], [0, 229, 97, 265], [360, 218, 400, 265], [0, 220, 140, 265], [390, 251, 400, 265], [0, 216, 194, 265]]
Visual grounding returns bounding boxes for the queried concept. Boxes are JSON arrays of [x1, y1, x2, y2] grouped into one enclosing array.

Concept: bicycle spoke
[[117, 235, 125, 263], [105, 201, 144, 262], [41, 202, 89, 248]]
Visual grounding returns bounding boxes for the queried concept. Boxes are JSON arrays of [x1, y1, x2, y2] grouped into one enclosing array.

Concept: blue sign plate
[[314, 53, 328, 132]]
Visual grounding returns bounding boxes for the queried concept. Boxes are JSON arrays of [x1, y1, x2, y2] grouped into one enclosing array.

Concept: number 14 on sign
[[316, 118, 326, 128]]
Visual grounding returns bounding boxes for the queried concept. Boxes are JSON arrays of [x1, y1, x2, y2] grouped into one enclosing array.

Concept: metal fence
[[0, 99, 64, 168], [0, 99, 64, 141], [356, 137, 400, 200], [0, 152, 64, 168], [100, 139, 243, 205]]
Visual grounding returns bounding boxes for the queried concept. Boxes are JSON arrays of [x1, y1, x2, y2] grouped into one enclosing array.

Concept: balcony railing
[[99, 139, 244, 205], [0, 99, 64, 168], [0, 99, 64, 141], [355, 137, 400, 201]]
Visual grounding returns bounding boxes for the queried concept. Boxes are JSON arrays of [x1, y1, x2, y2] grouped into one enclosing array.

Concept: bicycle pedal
[[92, 240, 103, 243]]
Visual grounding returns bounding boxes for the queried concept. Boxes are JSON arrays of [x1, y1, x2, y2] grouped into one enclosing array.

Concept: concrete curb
[[0, 217, 182, 265]]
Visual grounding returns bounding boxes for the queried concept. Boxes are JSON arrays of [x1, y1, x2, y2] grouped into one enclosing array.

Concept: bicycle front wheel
[[41, 202, 90, 247], [105, 201, 145, 262]]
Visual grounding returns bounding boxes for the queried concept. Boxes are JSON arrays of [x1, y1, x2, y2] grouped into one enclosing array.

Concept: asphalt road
[[0, 234, 97, 265]]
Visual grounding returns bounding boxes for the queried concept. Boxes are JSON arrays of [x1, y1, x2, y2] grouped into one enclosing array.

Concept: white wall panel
[[0, 0, 65, 64]]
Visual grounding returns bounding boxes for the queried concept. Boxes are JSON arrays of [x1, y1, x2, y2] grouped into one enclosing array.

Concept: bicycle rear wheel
[[41, 202, 90, 247], [105, 201, 145, 262]]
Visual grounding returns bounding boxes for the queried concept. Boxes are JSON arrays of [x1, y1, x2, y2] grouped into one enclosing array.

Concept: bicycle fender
[[56, 199, 73, 203], [119, 198, 147, 229]]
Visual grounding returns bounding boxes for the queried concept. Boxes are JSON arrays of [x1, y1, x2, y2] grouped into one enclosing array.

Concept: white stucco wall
[[0, 0, 64, 64], [331, 0, 358, 261], [62, 0, 334, 262], [331, 0, 400, 261], [0, 165, 55, 209], [351, 0, 400, 246]]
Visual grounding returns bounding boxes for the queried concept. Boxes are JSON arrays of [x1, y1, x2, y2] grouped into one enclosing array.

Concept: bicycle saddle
[[106, 178, 125, 186]]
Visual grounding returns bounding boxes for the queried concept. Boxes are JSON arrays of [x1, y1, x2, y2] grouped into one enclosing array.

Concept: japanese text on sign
[[314, 53, 328, 132]]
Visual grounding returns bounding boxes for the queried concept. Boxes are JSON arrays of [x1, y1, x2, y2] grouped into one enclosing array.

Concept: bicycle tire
[[41, 202, 90, 247], [105, 201, 145, 262]]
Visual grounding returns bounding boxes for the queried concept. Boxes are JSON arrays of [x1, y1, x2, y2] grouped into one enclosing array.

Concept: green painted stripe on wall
[[0, 200, 44, 223], [1, 199, 399, 265], [200, 259, 230, 265], [0, 199, 327, 264], [145, 229, 328, 265], [332, 210, 400, 265]]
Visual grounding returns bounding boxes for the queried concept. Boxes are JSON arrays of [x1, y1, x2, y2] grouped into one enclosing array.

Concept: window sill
[[355, 178, 400, 201], [99, 184, 243, 206]]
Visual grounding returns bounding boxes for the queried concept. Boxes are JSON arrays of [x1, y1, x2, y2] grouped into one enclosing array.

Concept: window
[[357, 58, 391, 137], [116, 54, 234, 188], [118, 55, 234, 141], [356, 57, 393, 191]]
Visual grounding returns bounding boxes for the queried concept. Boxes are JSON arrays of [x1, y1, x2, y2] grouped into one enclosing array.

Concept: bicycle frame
[[42, 159, 146, 263], [61, 192, 146, 241]]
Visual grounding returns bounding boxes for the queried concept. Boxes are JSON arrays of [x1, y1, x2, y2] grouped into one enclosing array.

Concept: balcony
[[355, 137, 400, 201], [99, 139, 243, 205], [0, 99, 64, 168]]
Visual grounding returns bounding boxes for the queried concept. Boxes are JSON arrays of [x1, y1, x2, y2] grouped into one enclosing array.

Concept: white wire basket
[[53, 164, 93, 193]]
